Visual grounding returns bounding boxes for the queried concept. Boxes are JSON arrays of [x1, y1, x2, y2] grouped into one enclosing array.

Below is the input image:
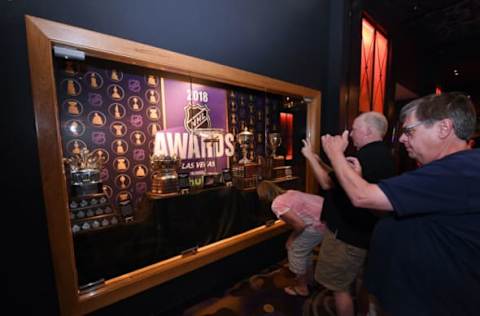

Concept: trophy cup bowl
[[70, 168, 101, 185], [237, 128, 253, 164], [194, 128, 224, 144], [64, 148, 104, 196], [268, 133, 282, 158]]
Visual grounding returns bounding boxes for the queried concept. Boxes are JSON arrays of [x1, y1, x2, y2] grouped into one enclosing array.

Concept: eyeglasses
[[400, 121, 425, 137]]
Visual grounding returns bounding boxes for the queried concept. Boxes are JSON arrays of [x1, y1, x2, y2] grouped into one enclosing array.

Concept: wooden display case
[[25, 15, 321, 315]]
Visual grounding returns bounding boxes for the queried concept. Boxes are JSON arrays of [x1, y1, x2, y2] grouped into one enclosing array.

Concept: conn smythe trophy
[[232, 128, 258, 189]]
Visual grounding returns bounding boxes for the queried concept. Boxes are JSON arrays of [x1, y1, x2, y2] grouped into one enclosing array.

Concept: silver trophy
[[268, 132, 282, 158], [237, 128, 254, 164], [64, 147, 103, 196], [194, 128, 225, 174]]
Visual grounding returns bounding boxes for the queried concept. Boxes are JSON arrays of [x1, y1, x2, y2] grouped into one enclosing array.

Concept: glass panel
[[53, 56, 306, 287]]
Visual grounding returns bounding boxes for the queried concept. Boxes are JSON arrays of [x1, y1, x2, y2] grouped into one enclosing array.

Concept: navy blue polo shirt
[[366, 149, 480, 316]]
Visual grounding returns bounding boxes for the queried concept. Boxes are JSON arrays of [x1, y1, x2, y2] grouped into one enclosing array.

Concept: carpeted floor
[[182, 259, 339, 316]]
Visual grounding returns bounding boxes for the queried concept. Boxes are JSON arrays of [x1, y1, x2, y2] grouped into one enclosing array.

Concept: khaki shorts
[[315, 228, 367, 292]]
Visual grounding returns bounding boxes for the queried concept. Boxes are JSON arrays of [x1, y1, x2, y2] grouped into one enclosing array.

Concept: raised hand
[[321, 130, 349, 160], [301, 138, 316, 160]]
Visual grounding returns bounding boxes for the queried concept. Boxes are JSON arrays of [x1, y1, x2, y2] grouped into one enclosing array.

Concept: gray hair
[[359, 112, 388, 137], [400, 92, 476, 140]]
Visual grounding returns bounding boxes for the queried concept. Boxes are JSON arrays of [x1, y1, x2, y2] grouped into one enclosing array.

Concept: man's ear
[[438, 119, 454, 139]]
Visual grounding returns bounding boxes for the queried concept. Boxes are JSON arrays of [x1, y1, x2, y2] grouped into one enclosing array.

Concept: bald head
[[358, 112, 388, 138], [350, 112, 388, 149]]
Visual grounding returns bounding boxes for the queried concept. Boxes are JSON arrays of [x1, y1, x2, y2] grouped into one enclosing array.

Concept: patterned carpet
[[182, 259, 339, 316]]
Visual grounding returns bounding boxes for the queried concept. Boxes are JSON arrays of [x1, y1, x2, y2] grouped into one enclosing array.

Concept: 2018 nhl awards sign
[[155, 78, 235, 172]]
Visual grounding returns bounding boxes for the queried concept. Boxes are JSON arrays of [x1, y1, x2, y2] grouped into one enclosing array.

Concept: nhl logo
[[184, 103, 211, 133]]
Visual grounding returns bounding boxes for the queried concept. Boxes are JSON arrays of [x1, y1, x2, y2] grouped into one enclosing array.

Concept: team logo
[[184, 103, 211, 133]]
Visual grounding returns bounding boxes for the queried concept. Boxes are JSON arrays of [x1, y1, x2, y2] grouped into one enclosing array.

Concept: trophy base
[[151, 173, 178, 194], [262, 157, 286, 180], [272, 156, 285, 168], [68, 192, 119, 234], [233, 175, 257, 190], [232, 163, 258, 178], [273, 166, 293, 179]]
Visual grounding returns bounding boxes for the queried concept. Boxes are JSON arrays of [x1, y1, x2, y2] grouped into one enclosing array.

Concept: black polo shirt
[[321, 141, 396, 249]]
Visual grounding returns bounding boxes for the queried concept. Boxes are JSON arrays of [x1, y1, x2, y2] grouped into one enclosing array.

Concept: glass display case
[[26, 15, 321, 315]]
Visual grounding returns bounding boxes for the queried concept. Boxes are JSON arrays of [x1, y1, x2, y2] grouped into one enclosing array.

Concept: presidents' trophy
[[64, 148, 119, 234], [232, 128, 258, 189], [194, 128, 225, 187]]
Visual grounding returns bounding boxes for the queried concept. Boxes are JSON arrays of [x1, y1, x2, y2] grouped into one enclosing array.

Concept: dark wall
[[321, 0, 350, 134], [392, 34, 429, 95], [4, 0, 331, 315]]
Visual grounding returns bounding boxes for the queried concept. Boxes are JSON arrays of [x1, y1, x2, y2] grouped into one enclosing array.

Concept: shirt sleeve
[[378, 160, 473, 217], [271, 194, 292, 218]]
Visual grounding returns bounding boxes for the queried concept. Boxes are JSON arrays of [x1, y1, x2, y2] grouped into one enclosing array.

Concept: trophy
[[150, 155, 180, 194], [64, 147, 103, 196], [267, 132, 288, 178], [237, 127, 254, 164], [194, 128, 225, 187], [268, 132, 282, 158], [64, 148, 119, 233], [232, 128, 258, 189]]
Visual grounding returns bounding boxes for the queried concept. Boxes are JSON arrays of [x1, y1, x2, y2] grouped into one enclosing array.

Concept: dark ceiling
[[395, 0, 480, 44], [377, 0, 480, 96]]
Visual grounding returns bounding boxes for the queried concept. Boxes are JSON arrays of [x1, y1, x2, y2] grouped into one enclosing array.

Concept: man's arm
[[321, 131, 393, 211], [301, 138, 333, 190]]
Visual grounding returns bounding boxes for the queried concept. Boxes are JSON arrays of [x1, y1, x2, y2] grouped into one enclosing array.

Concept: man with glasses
[[321, 92, 480, 316]]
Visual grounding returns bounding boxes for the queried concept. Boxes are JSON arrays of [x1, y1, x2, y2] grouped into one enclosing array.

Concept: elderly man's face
[[399, 112, 438, 164], [350, 117, 368, 150]]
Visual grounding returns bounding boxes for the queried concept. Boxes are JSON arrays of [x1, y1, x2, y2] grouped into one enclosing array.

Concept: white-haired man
[[302, 111, 395, 316]]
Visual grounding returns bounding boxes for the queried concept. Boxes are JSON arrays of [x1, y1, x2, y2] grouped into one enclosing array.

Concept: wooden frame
[[25, 15, 321, 315]]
